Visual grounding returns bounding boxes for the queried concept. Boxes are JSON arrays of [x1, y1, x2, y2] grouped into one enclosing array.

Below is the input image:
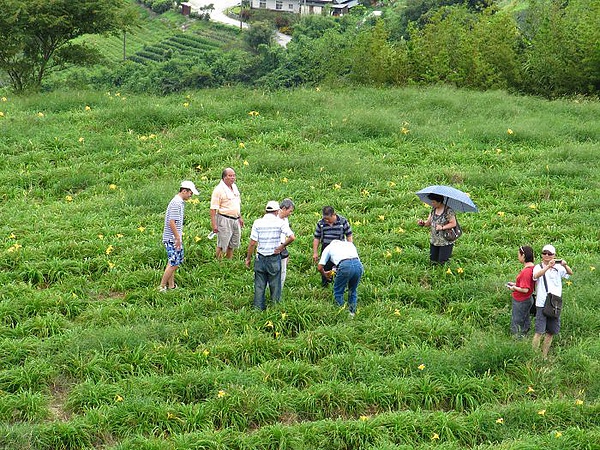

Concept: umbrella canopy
[[415, 185, 479, 213]]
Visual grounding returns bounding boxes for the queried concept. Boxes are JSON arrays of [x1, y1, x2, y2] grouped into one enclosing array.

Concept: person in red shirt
[[506, 246, 535, 338]]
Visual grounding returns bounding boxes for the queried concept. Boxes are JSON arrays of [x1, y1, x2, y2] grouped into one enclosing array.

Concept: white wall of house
[[251, 0, 300, 13]]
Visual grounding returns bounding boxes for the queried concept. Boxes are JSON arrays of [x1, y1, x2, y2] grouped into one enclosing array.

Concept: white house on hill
[[250, 0, 358, 16]]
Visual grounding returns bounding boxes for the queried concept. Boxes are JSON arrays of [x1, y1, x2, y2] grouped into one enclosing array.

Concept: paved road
[[185, 0, 292, 46]]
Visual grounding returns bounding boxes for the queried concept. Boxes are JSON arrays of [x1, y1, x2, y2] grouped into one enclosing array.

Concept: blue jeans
[[253, 254, 282, 310], [333, 259, 364, 313], [511, 297, 533, 336]]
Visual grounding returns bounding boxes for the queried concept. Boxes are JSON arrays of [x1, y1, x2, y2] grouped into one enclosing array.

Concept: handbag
[[529, 293, 537, 315], [541, 271, 562, 318], [442, 208, 462, 242]]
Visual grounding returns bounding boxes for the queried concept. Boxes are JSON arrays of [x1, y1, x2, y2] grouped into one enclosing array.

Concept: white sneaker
[[158, 286, 168, 293], [349, 312, 355, 318]]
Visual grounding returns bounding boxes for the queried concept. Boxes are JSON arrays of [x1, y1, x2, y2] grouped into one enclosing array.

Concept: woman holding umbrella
[[417, 193, 457, 264]]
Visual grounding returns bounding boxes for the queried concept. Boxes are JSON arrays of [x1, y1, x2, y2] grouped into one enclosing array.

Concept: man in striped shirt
[[312, 206, 353, 287], [246, 201, 295, 310], [159, 181, 198, 292]]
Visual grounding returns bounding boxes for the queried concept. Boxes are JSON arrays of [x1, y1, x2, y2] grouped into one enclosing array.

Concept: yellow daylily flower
[[394, 309, 401, 316], [202, 349, 210, 357], [537, 409, 546, 415], [527, 386, 535, 393], [388, 181, 396, 187], [359, 415, 369, 421], [281, 312, 287, 319], [137, 226, 146, 232], [108, 261, 115, 269], [9, 233, 16, 239], [507, 128, 514, 135], [1, 97, 6, 102], [85, 105, 91, 111], [401, 127, 410, 135], [497, 211, 505, 217], [115, 394, 124, 402], [37, 112, 45, 117], [109, 184, 117, 190], [239, 142, 245, 149], [116, 234, 123, 238], [98, 234, 104, 240], [431, 433, 439, 440], [243, 160, 249, 166], [65, 195, 73, 202], [575, 399, 584, 405], [457, 267, 464, 274], [496, 418, 504, 424], [555, 431, 562, 438], [183, 102, 189, 108], [282, 177, 288, 183], [0, 112, 5, 117], [334, 183, 341, 190], [395, 246, 402, 253], [418, 364, 425, 370], [217, 390, 227, 398], [265, 321, 274, 328], [446, 268, 452, 274], [590, 266, 596, 271], [105, 245, 114, 255], [195, 236, 201, 242], [378, 215, 385, 221]]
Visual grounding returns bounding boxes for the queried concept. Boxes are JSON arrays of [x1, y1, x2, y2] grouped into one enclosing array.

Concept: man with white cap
[[159, 180, 199, 292], [246, 201, 295, 310], [532, 244, 573, 358]]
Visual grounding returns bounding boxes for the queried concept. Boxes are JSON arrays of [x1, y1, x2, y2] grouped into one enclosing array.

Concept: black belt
[[218, 213, 240, 220], [339, 257, 359, 263]]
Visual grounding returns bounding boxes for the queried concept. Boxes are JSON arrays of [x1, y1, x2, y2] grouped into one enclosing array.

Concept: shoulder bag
[[541, 270, 562, 318], [442, 207, 462, 242]]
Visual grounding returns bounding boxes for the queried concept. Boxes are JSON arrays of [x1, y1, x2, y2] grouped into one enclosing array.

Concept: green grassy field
[[0, 86, 599, 449]]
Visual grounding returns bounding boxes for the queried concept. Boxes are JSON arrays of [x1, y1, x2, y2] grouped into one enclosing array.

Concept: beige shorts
[[217, 214, 241, 249]]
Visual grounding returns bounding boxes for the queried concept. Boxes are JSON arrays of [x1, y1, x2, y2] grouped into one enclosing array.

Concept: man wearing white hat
[[159, 181, 199, 292], [246, 201, 295, 310], [532, 244, 573, 358]]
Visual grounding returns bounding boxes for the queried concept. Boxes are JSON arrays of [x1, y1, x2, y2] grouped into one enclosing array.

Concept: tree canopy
[[0, 0, 138, 92]]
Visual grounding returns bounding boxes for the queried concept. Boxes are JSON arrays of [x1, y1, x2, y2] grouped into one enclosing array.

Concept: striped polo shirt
[[314, 214, 352, 247], [162, 195, 184, 243], [250, 213, 294, 256]]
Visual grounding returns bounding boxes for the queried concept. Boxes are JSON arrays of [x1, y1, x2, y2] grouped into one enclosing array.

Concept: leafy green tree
[[0, 0, 138, 92], [244, 22, 276, 53], [522, 0, 600, 96]]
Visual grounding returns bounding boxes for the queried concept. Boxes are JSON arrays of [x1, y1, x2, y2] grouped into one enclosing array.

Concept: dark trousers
[[253, 254, 282, 310], [430, 243, 453, 265]]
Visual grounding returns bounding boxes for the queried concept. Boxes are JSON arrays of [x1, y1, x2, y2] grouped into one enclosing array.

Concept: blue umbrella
[[415, 185, 479, 213]]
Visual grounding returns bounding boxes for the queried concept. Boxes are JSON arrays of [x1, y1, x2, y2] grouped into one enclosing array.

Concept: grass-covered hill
[[0, 86, 599, 449]]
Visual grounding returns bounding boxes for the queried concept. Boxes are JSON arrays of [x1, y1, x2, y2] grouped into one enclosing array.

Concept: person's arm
[[312, 237, 320, 263], [245, 239, 257, 268], [557, 260, 573, 276], [346, 234, 353, 243], [169, 219, 181, 249], [533, 264, 551, 280], [210, 209, 218, 233], [274, 235, 295, 254], [436, 214, 457, 232], [418, 213, 433, 227], [317, 263, 332, 280]]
